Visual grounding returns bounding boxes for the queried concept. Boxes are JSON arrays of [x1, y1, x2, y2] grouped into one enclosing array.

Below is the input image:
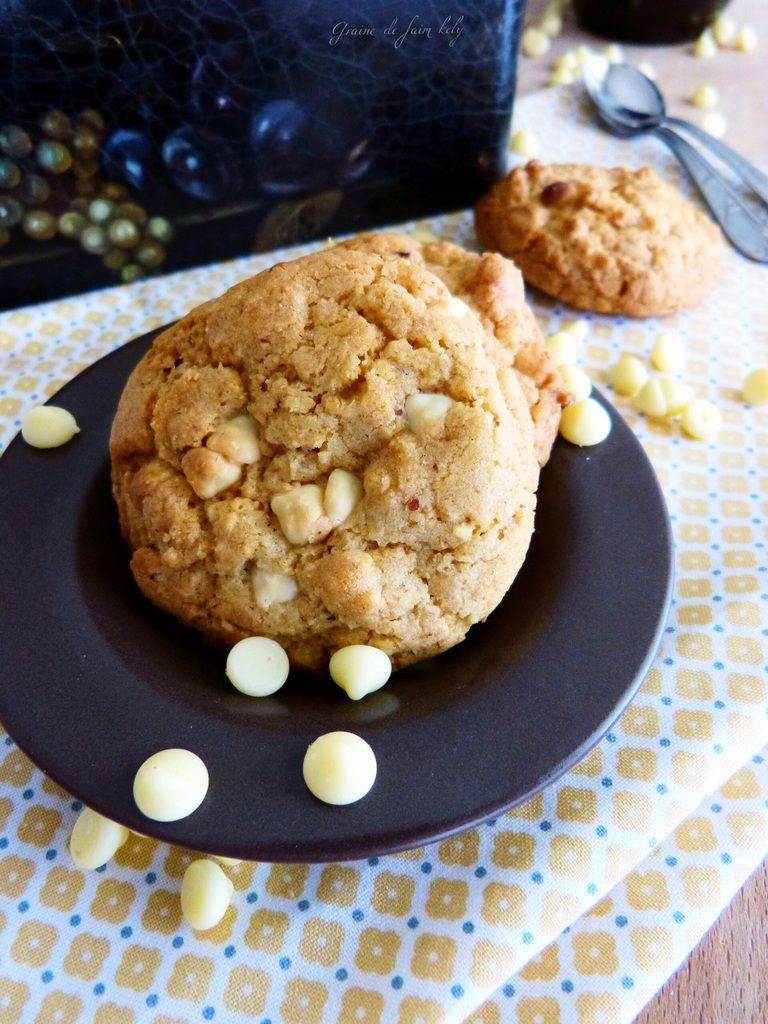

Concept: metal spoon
[[583, 60, 768, 262]]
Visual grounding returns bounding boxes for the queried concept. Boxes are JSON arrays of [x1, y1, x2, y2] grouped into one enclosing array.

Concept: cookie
[[337, 231, 570, 465], [110, 237, 540, 671], [475, 161, 724, 317]]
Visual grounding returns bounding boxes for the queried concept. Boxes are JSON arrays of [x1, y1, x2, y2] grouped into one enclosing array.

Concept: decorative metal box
[[0, 1, 526, 308]]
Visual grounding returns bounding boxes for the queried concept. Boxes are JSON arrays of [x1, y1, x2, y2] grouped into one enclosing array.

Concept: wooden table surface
[[517, 2, 768, 1020]]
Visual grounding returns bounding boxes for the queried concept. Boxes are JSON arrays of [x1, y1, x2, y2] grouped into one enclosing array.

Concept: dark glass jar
[[572, 0, 731, 44]]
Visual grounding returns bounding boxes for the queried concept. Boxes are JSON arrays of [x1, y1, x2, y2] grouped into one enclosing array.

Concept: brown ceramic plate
[[0, 329, 673, 862]]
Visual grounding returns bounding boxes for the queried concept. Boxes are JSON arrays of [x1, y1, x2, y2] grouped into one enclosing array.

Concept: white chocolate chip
[[271, 483, 327, 545], [554, 50, 580, 74], [206, 414, 260, 465], [405, 393, 455, 435], [410, 226, 438, 242], [538, 11, 562, 37], [559, 398, 611, 446], [689, 84, 719, 109], [521, 27, 550, 58], [681, 398, 721, 439], [545, 330, 579, 365], [651, 331, 685, 372], [743, 368, 768, 405], [69, 808, 129, 870], [549, 66, 576, 86], [21, 405, 80, 448], [692, 30, 718, 58], [510, 129, 540, 156], [324, 468, 363, 527], [560, 318, 589, 344], [712, 14, 737, 47], [699, 110, 727, 138], [133, 749, 209, 822], [659, 377, 694, 417], [444, 295, 470, 318], [736, 26, 758, 52], [603, 42, 623, 63], [557, 364, 591, 402], [610, 356, 648, 397], [251, 568, 298, 610], [226, 636, 290, 697], [181, 860, 234, 931], [302, 731, 377, 805], [329, 645, 392, 701], [634, 379, 668, 418], [181, 447, 241, 499], [638, 61, 656, 80]]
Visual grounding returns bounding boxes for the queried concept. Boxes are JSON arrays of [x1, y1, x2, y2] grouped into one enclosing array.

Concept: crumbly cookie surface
[[337, 232, 569, 466], [110, 238, 540, 671], [475, 161, 724, 317]]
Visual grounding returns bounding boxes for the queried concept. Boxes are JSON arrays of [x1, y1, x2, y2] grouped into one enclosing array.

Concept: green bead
[[80, 224, 108, 254], [58, 211, 88, 238], [18, 173, 51, 204], [101, 181, 129, 201], [0, 158, 22, 189], [121, 263, 145, 284], [0, 125, 33, 159], [78, 109, 106, 134], [71, 126, 100, 156], [40, 109, 71, 139], [0, 227, 10, 247], [22, 209, 57, 240], [147, 216, 174, 243], [0, 197, 23, 228], [115, 201, 147, 225], [88, 198, 115, 223], [107, 218, 140, 248], [136, 239, 166, 268], [36, 141, 72, 174], [102, 248, 128, 270]]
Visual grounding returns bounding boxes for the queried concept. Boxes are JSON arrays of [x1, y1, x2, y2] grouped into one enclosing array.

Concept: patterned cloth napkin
[[0, 87, 766, 1024]]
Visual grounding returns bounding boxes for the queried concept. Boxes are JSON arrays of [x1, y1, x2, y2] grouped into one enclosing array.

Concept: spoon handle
[[665, 116, 768, 207], [653, 126, 768, 262]]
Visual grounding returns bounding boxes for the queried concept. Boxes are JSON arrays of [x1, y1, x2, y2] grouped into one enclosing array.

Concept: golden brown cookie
[[110, 237, 540, 671], [337, 231, 570, 465], [475, 161, 724, 317]]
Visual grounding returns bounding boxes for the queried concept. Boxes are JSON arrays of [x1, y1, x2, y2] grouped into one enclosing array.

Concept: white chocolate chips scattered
[[638, 61, 656, 80], [510, 129, 541, 157], [545, 330, 579, 366], [699, 110, 727, 139], [303, 731, 377, 805], [633, 378, 668, 419], [226, 636, 290, 697], [69, 808, 129, 870], [651, 331, 685, 373], [603, 43, 623, 64], [610, 356, 648, 397], [736, 26, 758, 52], [521, 27, 551, 58], [271, 469, 363, 545], [743, 368, 768, 405], [181, 412, 260, 498], [133, 748, 209, 822], [712, 15, 737, 47], [559, 398, 611, 447], [689, 83, 719, 109], [329, 645, 393, 701], [405, 392, 455, 435], [181, 859, 234, 931], [21, 405, 80, 448], [251, 568, 298, 610], [557, 364, 591, 402], [692, 29, 718, 58], [681, 398, 721, 440]]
